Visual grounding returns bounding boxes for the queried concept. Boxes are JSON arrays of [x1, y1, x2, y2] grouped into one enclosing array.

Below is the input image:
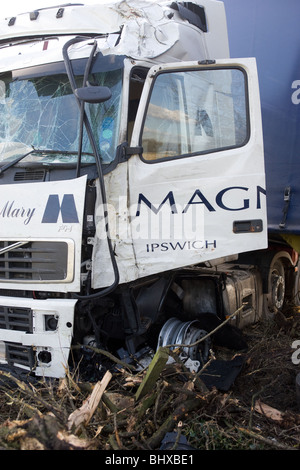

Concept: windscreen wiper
[[0, 147, 35, 176], [28, 149, 94, 158], [0, 148, 94, 175]]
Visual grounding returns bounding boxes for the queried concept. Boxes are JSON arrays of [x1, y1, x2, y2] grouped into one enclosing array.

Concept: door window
[[141, 67, 249, 161]]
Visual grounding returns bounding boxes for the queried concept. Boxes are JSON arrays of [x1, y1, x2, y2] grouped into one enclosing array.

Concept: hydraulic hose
[[62, 37, 120, 299]]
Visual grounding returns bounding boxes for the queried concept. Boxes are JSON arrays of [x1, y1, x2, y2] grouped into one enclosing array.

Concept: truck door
[[128, 58, 267, 279]]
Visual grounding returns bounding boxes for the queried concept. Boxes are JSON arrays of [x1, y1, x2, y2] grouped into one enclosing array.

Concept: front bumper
[[0, 296, 77, 378]]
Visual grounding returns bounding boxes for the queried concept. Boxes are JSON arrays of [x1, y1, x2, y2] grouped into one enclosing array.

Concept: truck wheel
[[290, 259, 300, 306], [157, 317, 210, 369], [267, 257, 286, 312]]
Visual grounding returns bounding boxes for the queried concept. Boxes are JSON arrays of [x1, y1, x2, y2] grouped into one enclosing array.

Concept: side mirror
[[75, 85, 112, 103]]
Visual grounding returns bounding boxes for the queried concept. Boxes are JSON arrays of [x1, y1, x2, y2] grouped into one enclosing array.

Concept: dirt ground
[[0, 303, 299, 451]]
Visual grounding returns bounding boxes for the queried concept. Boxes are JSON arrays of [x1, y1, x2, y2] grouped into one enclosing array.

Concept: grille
[[0, 240, 69, 281], [6, 342, 35, 370], [0, 305, 32, 332], [14, 170, 46, 182]]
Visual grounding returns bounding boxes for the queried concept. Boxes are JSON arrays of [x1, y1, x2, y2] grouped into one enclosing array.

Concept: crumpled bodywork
[[0, 0, 229, 62]]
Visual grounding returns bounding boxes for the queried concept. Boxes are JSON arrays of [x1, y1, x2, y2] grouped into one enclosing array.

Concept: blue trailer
[[223, 0, 300, 250]]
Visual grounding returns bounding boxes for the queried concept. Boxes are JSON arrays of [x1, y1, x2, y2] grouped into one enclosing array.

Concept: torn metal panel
[[0, 1, 229, 64]]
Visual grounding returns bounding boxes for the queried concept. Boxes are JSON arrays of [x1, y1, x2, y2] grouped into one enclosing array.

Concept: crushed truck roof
[[0, 1, 229, 61]]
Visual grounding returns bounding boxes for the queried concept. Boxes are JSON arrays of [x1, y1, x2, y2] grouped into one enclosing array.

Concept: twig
[[113, 413, 123, 449], [167, 350, 208, 393], [153, 382, 166, 428], [0, 371, 65, 424], [193, 349, 216, 381], [146, 398, 202, 449], [108, 434, 121, 450], [249, 377, 278, 429], [172, 421, 183, 450], [238, 427, 297, 450], [72, 344, 136, 371], [3, 390, 43, 418]]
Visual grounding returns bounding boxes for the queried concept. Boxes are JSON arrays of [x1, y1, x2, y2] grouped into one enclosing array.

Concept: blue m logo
[[42, 194, 79, 223]]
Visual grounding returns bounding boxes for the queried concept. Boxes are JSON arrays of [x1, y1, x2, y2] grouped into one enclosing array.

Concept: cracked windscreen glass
[[0, 57, 123, 165]]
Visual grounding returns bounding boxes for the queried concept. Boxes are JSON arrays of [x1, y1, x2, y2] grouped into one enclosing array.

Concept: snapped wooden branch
[[67, 370, 112, 432], [135, 347, 169, 401]]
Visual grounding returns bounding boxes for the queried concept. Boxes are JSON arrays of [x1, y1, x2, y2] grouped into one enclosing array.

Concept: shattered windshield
[[0, 55, 123, 165]]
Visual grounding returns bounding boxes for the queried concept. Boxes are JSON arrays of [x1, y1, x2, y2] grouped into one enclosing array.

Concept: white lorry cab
[[0, 1, 271, 379]]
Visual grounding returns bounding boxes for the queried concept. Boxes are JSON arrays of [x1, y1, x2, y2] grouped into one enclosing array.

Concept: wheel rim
[[268, 259, 285, 311]]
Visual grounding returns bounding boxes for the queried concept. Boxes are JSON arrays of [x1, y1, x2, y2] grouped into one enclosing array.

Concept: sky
[[0, 0, 102, 19]]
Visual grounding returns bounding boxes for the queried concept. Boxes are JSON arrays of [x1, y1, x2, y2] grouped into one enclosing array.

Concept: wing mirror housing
[[75, 85, 112, 103]]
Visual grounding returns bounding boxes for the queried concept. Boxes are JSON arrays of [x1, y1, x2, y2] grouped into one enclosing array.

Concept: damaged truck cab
[[0, 1, 271, 378]]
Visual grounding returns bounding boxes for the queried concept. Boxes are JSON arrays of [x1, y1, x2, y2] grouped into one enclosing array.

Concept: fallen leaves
[[254, 399, 284, 422]]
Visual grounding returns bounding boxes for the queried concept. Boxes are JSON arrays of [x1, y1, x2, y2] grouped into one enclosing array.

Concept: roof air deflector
[[170, 2, 208, 32]]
